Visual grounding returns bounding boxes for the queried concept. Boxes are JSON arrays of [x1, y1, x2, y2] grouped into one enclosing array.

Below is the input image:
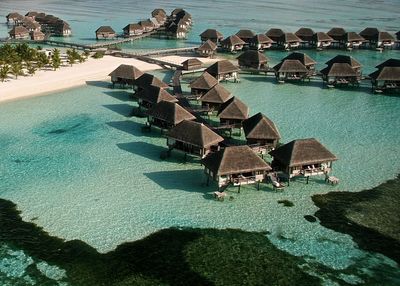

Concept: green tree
[[51, 49, 61, 70], [0, 65, 10, 82], [10, 62, 23, 79], [36, 52, 49, 70], [66, 49, 75, 66], [26, 62, 36, 76]]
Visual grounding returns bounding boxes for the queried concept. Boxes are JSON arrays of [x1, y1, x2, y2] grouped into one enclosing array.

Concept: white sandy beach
[[0, 55, 218, 103]]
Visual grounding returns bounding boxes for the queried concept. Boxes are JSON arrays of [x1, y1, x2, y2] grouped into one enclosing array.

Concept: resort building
[[282, 52, 316, 75], [34, 13, 71, 36], [109, 64, 144, 88], [151, 8, 167, 19], [237, 50, 269, 70], [135, 73, 169, 90], [200, 29, 224, 44], [31, 30, 45, 41], [325, 55, 362, 75], [340, 32, 365, 49], [273, 59, 309, 82], [181, 58, 202, 71], [359, 28, 395, 49], [22, 18, 41, 33], [9, 26, 30, 39], [220, 35, 246, 53], [123, 24, 143, 36], [250, 34, 274, 50], [321, 60, 360, 87], [166, 22, 187, 39], [369, 59, 400, 93], [277, 33, 302, 50], [310, 32, 333, 49], [295, 27, 315, 46], [205, 60, 240, 82], [199, 84, 233, 111], [217, 97, 249, 128], [135, 85, 177, 110], [327, 27, 346, 41], [95, 26, 116, 39], [166, 120, 224, 159], [150, 17, 161, 29], [235, 29, 256, 44], [269, 138, 337, 184], [6, 12, 24, 25], [25, 11, 39, 20], [138, 20, 154, 32], [265, 28, 285, 43], [147, 101, 196, 130], [202, 145, 272, 190], [197, 40, 218, 58], [243, 112, 280, 153], [188, 72, 218, 97]]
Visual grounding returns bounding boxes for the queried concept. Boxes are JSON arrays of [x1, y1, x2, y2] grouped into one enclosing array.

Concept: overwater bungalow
[[22, 18, 41, 33], [283, 52, 316, 75], [138, 20, 154, 32], [205, 60, 240, 82], [31, 30, 45, 41], [277, 33, 302, 50], [327, 27, 346, 41], [243, 112, 280, 154], [166, 120, 224, 159], [325, 55, 362, 75], [95, 26, 116, 40], [217, 97, 249, 128], [182, 58, 202, 71], [396, 31, 400, 41], [310, 32, 333, 49], [135, 73, 169, 90], [6, 12, 23, 25], [9, 26, 30, 39], [202, 145, 272, 191], [269, 138, 337, 184], [235, 29, 256, 44], [109, 64, 144, 88], [369, 59, 400, 93], [153, 14, 166, 26], [200, 84, 232, 111], [273, 59, 309, 82], [135, 85, 178, 109], [197, 40, 218, 58], [188, 72, 218, 96], [250, 34, 274, 50], [320, 63, 359, 87], [359, 28, 395, 49], [54, 20, 71, 36], [150, 17, 161, 29], [220, 35, 246, 53], [151, 8, 167, 18], [340, 32, 364, 49], [123, 24, 143, 37], [200, 29, 224, 44], [25, 11, 39, 20], [166, 22, 187, 39], [237, 50, 269, 70], [265, 28, 285, 43], [295, 27, 315, 46], [147, 101, 196, 130]]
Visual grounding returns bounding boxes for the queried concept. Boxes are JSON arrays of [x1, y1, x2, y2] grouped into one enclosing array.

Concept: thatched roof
[[375, 58, 400, 69], [200, 29, 223, 39], [182, 58, 202, 67], [273, 59, 308, 73], [269, 138, 337, 167], [171, 8, 185, 16], [243, 112, 280, 141], [148, 101, 196, 125], [138, 20, 154, 28], [200, 84, 232, 104], [295, 28, 315, 40], [167, 120, 224, 148], [135, 85, 177, 104], [237, 50, 269, 64], [221, 35, 246, 46], [108, 64, 144, 80], [135, 73, 169, 89], [189, 72, 218, 90], [266, 28, 285, 40], [25, 11, 39, 17], [252, 34, 274, 44], [283, 52, 316, 66], [235, 29, 256, 40], [312, 32, 333, 42], [9, 26, 29, 35], [197, 39, 218, 51], [123, 23, 142, 32], [151, 8, 166, 17], [320, 63, 357, 77], [217, 97, 249, 120], [22, 19, 41, 30], [369, 67, 400, 81], [377, 31, 395, 42], [205, 60, 240, 77], [327, 27, 346, 39], [343, 32, 364, 42], [7, 12, 23, 20], [202, 145, 271, 176], [359, 27, 379, 40], [96, 26, 115, 33], [325, 55, 361, 69], [280, 33, 301, 43]]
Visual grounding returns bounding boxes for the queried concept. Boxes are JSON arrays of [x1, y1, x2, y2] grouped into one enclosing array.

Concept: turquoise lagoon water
[[1, 0, 400, 284]]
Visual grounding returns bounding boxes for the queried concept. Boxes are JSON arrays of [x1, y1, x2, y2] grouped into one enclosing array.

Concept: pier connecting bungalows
[[250, 34, 274, 50], [273, 59, 309, 82], [217, 97, 249, 128], [369, 59, 400, 93], [199, 84, 233, 111], [205, 60, 240, 82], [202, 145, 272, 191], [311, 32, 333, 49], [96, 26, 116, 39], [147, 101, 196, 130], [197, 40, 218, 58], [235, 29, 256, 44], [237, 50, 269, 70], [220, 35, 246, 53], [269, 138, 337, 184], [109, 64, 144, 88], [243, 112, 280, 154], [135, 85, 177, 109], [200, 29, 224, 44], [166, 120, 224, 159], [189, 72, 218, 96]]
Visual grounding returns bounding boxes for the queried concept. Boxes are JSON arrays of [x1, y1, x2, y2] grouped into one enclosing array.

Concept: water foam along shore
[[0, 55, 217, 104]]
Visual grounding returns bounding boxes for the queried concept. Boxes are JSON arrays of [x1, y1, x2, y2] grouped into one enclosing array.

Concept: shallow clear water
[[1, 0, 400, 284]]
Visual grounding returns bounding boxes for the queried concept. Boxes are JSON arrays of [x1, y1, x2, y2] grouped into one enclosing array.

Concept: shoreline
[[0, 55, 217, 104]]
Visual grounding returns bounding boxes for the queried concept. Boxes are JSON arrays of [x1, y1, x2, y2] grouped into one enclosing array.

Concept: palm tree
[[36, 52, 49, 70], [10, 62, 23, 79], [0, 65, 10, 82], [51, 49, 61, 70], [66, 49, 75, 66], [26, 62, 36, 76]]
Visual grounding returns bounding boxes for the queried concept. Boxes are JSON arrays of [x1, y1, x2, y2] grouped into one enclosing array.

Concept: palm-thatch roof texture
[[109, 64, 144, 80], [243, 112, 280, 141], [200, 84, 232, 104], [217, 97, 249, 120], [205, 60, 240, 77], [320, 63, 357, 77], [273, 60, 308, 73], [189, 72, 218, 90], [135, 85, 177, 105], [148, 101, 196, 125], [135, 73, 169, 89]]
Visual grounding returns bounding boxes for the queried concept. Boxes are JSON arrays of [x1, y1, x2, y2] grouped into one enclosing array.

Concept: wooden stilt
[[206, 176, 210, 186], [257, 181, 260, 190], [238, 184, 241, 193], [306, 176, 309, 184]]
